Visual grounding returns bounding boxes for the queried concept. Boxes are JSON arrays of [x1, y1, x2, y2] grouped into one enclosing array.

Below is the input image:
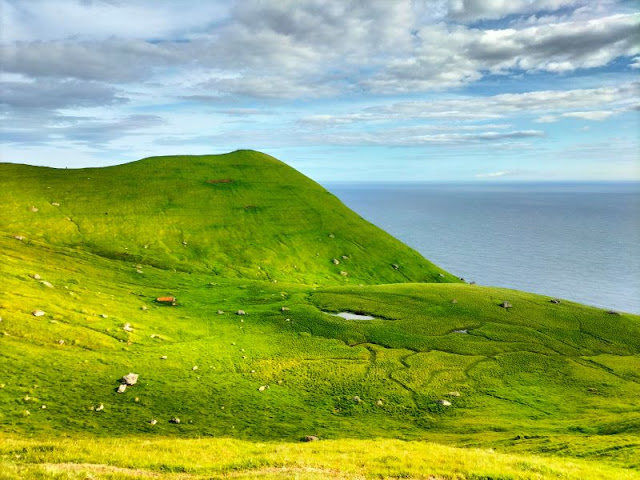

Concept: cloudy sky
[[1, 0, 638, 181]]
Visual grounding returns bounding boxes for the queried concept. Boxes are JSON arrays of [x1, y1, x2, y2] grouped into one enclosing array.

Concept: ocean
[[325, 182, 640, 314]]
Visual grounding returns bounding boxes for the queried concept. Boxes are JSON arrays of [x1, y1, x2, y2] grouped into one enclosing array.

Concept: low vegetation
[[1, 151, 638, 479]]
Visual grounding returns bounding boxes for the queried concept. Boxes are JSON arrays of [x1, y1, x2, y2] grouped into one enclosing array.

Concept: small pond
[[326, 311, 375, 320]]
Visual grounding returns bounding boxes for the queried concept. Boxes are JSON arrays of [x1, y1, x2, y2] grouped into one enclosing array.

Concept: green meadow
[[1, 151, 639, 479]]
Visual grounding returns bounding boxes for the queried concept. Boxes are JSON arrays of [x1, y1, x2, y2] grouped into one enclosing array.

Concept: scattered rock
[[281, 307, 289, 312], [95, 404, 104, 412], [120, 373, 139, 386], [376, 399, 384, 406], [587, 387, 598, 392], [182, 241, 187, 246], [332, 258, 340, 265], [32, 310, 45, 317], [550, 299, 561, 304], [258, 385, 268, 392], [453, 329, 468, 334], [469, 281, 476, 285], [100, 313, 108, 318], [40, 281, 54, 288], [451, 299, 458, 304], [32, 274, 41, 280], [160, 356, 167, 360], [251, 370, 256, 373], [136, 269, 143, 274], [23, 410, 31, 416], [29, 206, 38, 212], [340, 271, 348, 276], [117, 384, 127, 393], [447, 391, 461, 397], [57, 339, 65, 345], [353, 396, 361, 403], [123, 323, 134, 332], [607, 310, 620, 315], [302, 435, 319, 442], [192, 366, 198, 371], [328, 233, 335, 238], [439, 273, 445, 278], [391, 263, 399, 270], [217, 310, 224, 315], [149, 419, 157, 425], [51, 202, 60, 207], [13, 235, 25, 241], [277, 379, 283, 384], [499, 301, 512, 309], [169, 417, 180, 424], [236, 310, 246, 316], [437, 399, 452, 406], [41, 405, 46, 409]]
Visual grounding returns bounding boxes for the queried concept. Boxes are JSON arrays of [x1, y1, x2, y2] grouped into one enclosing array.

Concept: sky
[[1, 0, 639, 181]]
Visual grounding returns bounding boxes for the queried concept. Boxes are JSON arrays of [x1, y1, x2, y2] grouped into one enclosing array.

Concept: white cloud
[[303, 83, 639, 126], [475, 170, 512, 178], [561, 110, 615, 120], [0, 0, 230, 42], [446, 0, 584, 22], [2, 3, 638, 97], [535, 115, 558, 123]]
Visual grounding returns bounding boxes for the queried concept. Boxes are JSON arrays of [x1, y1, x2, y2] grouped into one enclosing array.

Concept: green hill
[[1, 150, 454, 285], [1, 151, 639, 479]]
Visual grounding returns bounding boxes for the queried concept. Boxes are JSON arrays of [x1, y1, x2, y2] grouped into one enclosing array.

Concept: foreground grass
[[2, 435, 639, 480]]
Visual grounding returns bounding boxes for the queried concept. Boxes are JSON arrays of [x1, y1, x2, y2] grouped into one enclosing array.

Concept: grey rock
[[117, 384, 127, 393], [169, 417, 180, 424], [32, 310, 45, 317], [499, 301, 512, 309], [121, 373, 139, 386], [302, 435, 319, 442], [437, 399, 452, 406], [236, 310, 246, 316]]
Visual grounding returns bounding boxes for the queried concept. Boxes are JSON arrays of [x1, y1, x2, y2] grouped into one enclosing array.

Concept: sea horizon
[[326, 180, 640, 314]]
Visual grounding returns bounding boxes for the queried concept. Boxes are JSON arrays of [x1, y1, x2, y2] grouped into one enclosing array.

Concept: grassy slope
[[1, 150, 454, 285], [1, 151, 639, 479]]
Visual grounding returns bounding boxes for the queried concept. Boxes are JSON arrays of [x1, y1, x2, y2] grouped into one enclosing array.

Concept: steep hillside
[[1, 151, 639, 479], [1, 150, 455, 285]]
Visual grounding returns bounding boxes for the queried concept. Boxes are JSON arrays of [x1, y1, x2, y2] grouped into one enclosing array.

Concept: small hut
[[156, 296, 177, 306]]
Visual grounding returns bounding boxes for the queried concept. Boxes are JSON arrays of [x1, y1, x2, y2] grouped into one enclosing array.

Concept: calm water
[[325, 182, 640, 314]]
